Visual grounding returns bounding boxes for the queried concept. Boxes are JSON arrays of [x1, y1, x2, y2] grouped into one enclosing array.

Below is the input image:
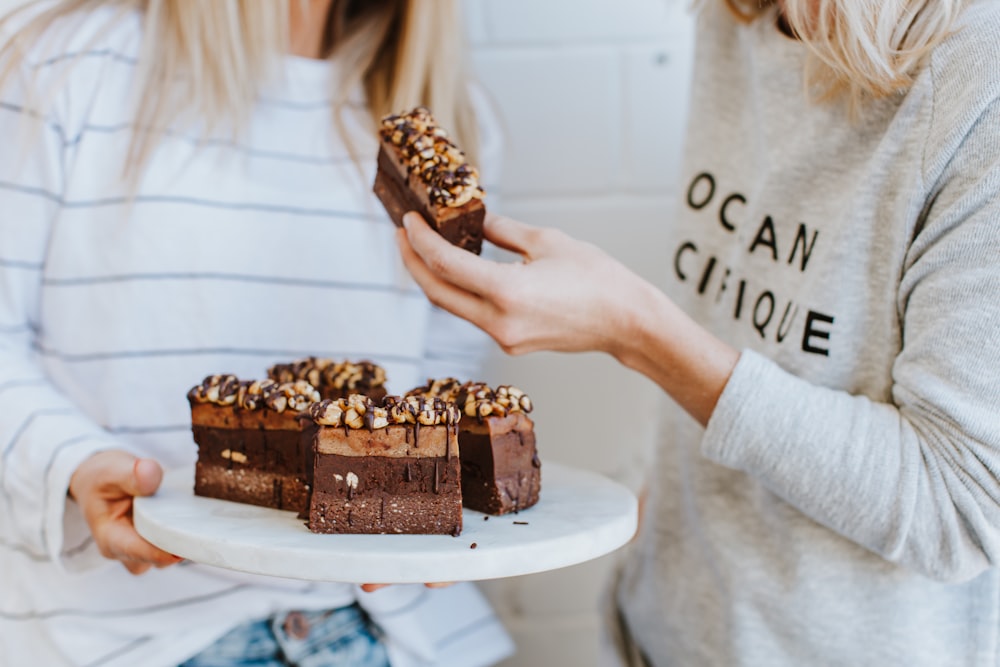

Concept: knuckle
[[492, 322, 522, 352], [536, 227, 566, 247], [426, 252, 451, 279], [489, 279, 518, 311]]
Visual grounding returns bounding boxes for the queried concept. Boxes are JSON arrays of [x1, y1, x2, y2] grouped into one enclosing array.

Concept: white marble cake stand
[[134, 462, 637, 584]]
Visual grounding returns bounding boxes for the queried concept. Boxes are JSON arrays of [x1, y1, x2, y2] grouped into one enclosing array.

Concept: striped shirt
[[0, 6, 511, 667]]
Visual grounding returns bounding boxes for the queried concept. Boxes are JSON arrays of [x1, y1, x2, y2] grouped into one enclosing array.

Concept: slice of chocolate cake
[[305, 394, 463, 535], [407, 379, 540, 515], [267, 357, 388, 402], [188, 375, 320, 512], [373, 107, 485, 254]]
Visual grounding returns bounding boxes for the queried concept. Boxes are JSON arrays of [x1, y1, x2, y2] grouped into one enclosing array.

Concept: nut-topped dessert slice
[[188, 374, 320, 512], [373, 106, 485, 254], [305, 394, 463, 535], [267, 357, 388, 402], [407, 379, 540, 515]]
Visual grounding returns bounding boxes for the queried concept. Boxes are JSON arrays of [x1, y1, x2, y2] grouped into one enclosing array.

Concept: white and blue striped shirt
[[0, 6, 511, 667]]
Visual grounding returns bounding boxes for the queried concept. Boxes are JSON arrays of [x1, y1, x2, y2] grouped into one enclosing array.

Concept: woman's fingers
[[131, 458, 164, 497], [360, 583, 454, 593], [401, 212, 499, 296], [102, 519, 181, 568], [71, 450, 182, 574], [396, 227, 494, 328]]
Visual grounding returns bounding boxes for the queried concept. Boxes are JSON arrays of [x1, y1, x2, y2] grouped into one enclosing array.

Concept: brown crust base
[[373, 143, 484, 254], [195, 462, 310, 512], [459, 413, 541, 515], [308, 454, 462, 535], [192, 421, 310, 513], [190, 403, 303, 430]]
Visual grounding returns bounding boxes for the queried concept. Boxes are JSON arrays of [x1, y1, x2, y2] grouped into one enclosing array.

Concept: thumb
[[129, 458, 164, 498], [482, 213, 542, 257], [100, 452, 162, 498]]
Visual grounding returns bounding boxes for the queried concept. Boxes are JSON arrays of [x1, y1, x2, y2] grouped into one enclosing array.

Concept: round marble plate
[[134, 462, 637, 584]]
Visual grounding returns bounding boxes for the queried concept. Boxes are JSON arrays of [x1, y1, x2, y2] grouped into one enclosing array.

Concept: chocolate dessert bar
[[188, 375, 320, 512], [268, 357, 387, 402], [305, 394, 463, 535], [373, 107, 486, 254], [407, 379, 540, 515]]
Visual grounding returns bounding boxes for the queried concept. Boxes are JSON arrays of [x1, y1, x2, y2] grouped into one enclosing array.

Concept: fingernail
[[402, 212, 415, 230]]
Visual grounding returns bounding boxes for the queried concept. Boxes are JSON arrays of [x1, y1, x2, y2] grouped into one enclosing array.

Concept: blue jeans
[[178, 604, 390, 667]]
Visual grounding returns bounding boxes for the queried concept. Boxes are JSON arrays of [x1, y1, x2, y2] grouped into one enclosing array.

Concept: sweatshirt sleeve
[[0, 52, 128, 571], [701, 96, 1000, 583]]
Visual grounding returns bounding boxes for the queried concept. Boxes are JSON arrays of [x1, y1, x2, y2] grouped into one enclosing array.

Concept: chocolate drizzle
[[268, 357, 387, 397], [188, 374, 320, 414], [406, 379, 533, 423], [310, 394, 459, 431]]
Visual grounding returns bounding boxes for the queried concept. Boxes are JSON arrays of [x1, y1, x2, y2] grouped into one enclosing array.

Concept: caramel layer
[[312, 423, 456, 458], [190, 403, 304, 430]]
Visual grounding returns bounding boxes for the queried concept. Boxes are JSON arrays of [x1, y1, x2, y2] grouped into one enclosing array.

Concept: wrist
[[609, 280, 674, 370], [613, 284, 739, 426]]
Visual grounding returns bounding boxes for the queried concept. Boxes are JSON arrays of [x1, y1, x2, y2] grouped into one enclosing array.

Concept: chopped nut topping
[[308, 394, 460, 429], [188, 374, 319, 413], [406, 379, 533, 420], [268, 358, 387, 395], [379, 107, 485, 209]]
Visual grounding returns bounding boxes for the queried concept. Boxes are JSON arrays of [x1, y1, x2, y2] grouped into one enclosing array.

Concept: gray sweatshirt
[[612, 2, 1000, 665]]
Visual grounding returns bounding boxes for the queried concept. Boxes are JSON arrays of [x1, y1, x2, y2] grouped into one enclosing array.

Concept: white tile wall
[[0, 1, 696, 664]]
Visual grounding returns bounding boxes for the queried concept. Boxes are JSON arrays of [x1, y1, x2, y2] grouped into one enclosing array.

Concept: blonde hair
[[0, 0, 478, 174], [723, 0, 964, 105]]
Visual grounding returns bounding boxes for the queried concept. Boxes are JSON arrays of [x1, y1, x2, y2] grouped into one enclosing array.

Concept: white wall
[[0, 0, 696, 664], [467, 2, 693, 664]]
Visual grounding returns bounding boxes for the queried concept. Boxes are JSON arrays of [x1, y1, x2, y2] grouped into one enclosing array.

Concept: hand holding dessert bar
[[397, 211, 648, 357], [396, 211, 739, 428]]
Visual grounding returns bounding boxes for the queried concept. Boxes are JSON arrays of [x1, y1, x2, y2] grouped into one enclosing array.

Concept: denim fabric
[[178, 604, 390, 667]]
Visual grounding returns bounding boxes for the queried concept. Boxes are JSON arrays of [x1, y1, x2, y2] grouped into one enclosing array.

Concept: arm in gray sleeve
[[701, 97, 1000, 583]]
